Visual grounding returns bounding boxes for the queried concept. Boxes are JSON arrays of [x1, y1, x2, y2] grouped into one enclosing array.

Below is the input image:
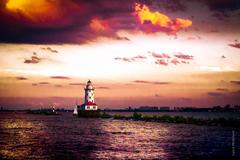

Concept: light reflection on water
[[0, 112, 239, 160], [97, 120, 169, 159]]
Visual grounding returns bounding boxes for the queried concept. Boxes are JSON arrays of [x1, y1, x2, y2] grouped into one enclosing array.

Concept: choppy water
[[0, 112, 239, 160]]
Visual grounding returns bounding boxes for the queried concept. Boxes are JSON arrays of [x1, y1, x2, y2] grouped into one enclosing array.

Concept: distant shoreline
[[99, 112, 240, 127]]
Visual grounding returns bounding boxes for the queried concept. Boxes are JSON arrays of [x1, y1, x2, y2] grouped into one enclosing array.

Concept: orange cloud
[[135, 3, 192, 33], [50, 76, 70, 80], [16, 77, 28, 80], [4, 0, 81, 27], [6, 0, 59, 23], [90, 18, 108, 32], [39, 82, 50, 85]]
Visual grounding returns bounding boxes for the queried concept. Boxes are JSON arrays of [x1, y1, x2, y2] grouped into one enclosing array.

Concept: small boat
[[73, 106, 78, 115]]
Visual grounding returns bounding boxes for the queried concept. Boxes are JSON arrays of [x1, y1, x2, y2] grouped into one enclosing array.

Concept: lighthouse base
[[77, 110, 100, 118]]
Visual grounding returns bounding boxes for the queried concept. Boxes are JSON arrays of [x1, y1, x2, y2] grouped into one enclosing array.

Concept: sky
[[0, 0, 240, 109]]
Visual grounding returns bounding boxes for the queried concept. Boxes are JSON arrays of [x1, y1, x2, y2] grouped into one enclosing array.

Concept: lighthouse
[[77, 80, 99, 117], [82, 80, 98, 110]]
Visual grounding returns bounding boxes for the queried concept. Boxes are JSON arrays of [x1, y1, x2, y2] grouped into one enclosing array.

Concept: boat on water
[[73, 106, 78, 115]]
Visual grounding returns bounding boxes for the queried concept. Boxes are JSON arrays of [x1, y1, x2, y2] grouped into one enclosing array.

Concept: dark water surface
[[0, 112, 239, 160]]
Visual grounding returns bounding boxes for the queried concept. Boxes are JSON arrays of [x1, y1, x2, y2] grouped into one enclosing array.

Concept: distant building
[[78, 80, 98, 111], [159, 106, 170, 111], [138, 106, 158, 111]]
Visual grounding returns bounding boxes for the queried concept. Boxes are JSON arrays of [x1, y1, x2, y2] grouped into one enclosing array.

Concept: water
[[0, 112, 239, 160]]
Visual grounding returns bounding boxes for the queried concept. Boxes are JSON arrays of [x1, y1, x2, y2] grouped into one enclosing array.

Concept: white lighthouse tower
[[79, 80, 98, 111]]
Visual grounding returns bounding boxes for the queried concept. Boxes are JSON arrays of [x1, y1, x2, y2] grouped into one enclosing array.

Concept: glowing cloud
[[6, 0, 58, 22], [90, 18, 108, 32], [135, 3, 192, 33]]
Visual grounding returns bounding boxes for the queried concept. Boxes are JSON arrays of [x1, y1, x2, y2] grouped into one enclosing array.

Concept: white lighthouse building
[[79, 80, 98, 111]]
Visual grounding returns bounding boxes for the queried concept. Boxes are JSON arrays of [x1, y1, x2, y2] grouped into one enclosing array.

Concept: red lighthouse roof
[[85, 101, 97, 106]]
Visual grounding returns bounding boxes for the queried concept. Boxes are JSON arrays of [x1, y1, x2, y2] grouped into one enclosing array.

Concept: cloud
[[187, 36, 201, 40], [155, 59, 168, 66], [114, 55, 146, 63], [0, 0, 239, 44], [174, 53, 193, 60], [134, 3, 192, 33], [202, 0, 240, 12], [208, 92, 224, 97], [151, 52, 171, 59], [16, 77, 28, 80], [209, 29, 219, 33], [41, 47, 58, 53], [115, 36, 130, 41], [153, 0, 186, 12], [149, 51, 193, 66], [95, 86, 110, 89], [133, 55, 147, 59], [228, 40, 240, 49], [50, 76, 70, 80], [212, 12, 230, 20], [39, 82, 50, 85], [230, 80, 240, 85], [69, 83, 85, 86], [171, 58, 180, 65], [90, 18, 108, 32], [24, 53, 41, 64], [114, 57, 135, 62], [187, 37, 196, 40], [133, 80, 171, 85], [32, 83, 38, 86], [0, 0, 135, 44], [216, 88, 229, 91], [55, 84, 63, 88], [181, 60, 189, 64]]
